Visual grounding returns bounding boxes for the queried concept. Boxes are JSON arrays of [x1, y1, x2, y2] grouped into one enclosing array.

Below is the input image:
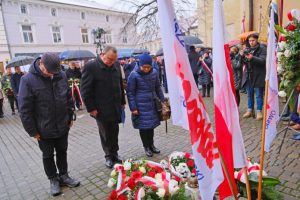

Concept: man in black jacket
[[240, 33, 267, 120], [18, 53, 80, 196], [188, 46, 200, 88], [81, 46, 126, 168], [11, 66, 24, 111]]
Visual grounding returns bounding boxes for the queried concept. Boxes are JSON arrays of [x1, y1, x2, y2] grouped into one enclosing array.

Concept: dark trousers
[[0, 99, 3, 116], [38, 133, 68, 179], [139, 129, 154, 148], [235, 89, 240, 106], [8, 96, 16, 112], [96, 119, 119, 159], [202, 84, 211, 96], [74, 93, 81, 109], [193, 74, 199, 88]]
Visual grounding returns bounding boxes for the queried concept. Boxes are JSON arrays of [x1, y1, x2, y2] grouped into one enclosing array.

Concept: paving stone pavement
[[0, 93, 299, 200]]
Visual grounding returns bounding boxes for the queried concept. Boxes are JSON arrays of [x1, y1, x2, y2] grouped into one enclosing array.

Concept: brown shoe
[[243, 111, 253, 118], [256, 111, 263, 120], [291, 124, 300, 130]]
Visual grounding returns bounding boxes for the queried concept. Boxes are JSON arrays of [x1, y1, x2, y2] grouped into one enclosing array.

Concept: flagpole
[[217, 147, 238, 200], [243, 167, 252, 200], [258, 80, 269, 200]]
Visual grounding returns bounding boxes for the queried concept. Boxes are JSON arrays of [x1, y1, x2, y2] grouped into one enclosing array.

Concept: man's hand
[[239, 50, 244, 56], [34, 133, 41, 141], [245, 54, 253, 60], [69, 120, 74, 128], [89, 110, 98, 118], [132, 110, 139, 115]]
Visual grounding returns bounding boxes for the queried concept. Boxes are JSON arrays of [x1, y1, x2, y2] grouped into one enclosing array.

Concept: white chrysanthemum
[[139, 166, 146, 174], [124, 160, 132, 171], [284, 49, 292, 58], [156, 188, 166, 197], [110, 170, 117, 177], [107, 178, 117, 188], [278, 41, 286, 50], [169, 180, 179, 194], [277, 65, 284, 74], [278, 91, 287, 97]]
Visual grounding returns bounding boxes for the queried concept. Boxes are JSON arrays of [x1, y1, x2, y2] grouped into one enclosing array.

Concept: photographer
[[240, 33, 266, 120]]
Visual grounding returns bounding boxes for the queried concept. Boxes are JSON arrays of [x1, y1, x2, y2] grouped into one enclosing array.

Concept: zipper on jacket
[[51, 79, 58, 131]]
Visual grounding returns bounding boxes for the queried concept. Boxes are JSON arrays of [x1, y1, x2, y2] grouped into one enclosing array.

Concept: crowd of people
[[0, 32, 299, 196]]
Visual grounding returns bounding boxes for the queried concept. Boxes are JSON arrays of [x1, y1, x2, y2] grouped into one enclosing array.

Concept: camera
[[243, 47, 252, 55]]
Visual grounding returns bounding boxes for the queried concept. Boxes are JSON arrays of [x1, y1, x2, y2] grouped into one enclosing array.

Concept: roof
[[43, 0, 125, 14]]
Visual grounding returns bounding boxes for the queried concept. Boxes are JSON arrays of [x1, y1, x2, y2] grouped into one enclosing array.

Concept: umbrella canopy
[[228, 39, 241, 47], [156, 48, 163, 56], [59, 50, 95, 61], [132, 49, 150, 55], [6, 56, 35, 68], [118, 48, 135, 59], [183, 36, 203, 45]]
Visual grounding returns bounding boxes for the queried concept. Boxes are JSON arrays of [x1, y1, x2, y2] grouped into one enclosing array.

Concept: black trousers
[[96, 119, 119, 159], [139, 129, 154, 148], [202, 84, 211, 96], [38, 133, 68, 179], [235, 89, 240, 106], [193, 74, 199, 88], [8, 96, 16, 112], [0, 99, 3, 116]]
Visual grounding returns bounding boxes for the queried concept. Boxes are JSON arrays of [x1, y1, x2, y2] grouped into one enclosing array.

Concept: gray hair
[[102, 45, 117, 54]]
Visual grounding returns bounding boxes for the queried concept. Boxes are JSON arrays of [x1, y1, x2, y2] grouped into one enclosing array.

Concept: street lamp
[[92, 27, 106, 54]]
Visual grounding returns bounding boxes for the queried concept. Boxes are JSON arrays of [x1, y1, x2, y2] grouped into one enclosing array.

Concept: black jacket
[[241, 44, 267, 88], [11, 72, 24, 95], [80, 57, 126, 122], [18, 58, 74, 139], [188, 50, 200, 74], [66, 68, 82, 79], [231, 54, 243, 90]]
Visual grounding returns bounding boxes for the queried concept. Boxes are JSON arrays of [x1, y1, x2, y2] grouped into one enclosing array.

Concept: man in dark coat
[[188, 46, 200, 87], [124, 57, 136, 80], [230, 46, 243, 106], [240, 33, 267, 120], [1, 67, 17, 114], [11, 66, 24, 110], [18, 53, 80, 196], [80, 46, 126, 168]]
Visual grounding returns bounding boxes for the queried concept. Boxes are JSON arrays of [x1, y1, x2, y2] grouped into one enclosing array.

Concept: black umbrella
[[156, 48, 163, 56], [6, 56, 35, 68], [183, 36, 203, 46], [59, 50, 95, 61]]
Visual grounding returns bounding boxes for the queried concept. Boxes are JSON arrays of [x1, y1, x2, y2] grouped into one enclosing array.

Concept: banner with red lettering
[[265, 4, 279, 152], [212, 0, 248, 199], [157, 0, 223, 199]]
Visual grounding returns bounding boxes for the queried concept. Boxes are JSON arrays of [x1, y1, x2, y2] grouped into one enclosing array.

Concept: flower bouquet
[[276, 9, 300, 99], [235, 159, 282, 200], [107, 158, 192, 200]]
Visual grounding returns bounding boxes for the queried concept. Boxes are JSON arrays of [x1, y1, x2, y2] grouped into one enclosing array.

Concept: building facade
[[197, 0, 300, 47], [1, 0, 136, 64]]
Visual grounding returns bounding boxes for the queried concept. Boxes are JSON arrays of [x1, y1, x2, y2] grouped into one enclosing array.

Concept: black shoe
[[59, 174, 80, 188], [150, 145, 160, 154], [144, 147, 153, 157], [207, 94, 210, 97], [112, 155, 122, 164], [105, 158, 114, 168], [50, 177, 61, 196]]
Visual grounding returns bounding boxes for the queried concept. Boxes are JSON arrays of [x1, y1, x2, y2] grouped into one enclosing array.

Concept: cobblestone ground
[[0, 93, 299, 200]]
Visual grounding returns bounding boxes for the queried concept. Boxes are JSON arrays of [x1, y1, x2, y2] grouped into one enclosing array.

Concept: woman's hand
[[132, 110, 139, 115]]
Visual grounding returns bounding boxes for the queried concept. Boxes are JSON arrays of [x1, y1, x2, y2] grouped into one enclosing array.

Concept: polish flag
[[157, 0, 223, 199], [265, 5, 279, 152], [212, 0, 248, 199]]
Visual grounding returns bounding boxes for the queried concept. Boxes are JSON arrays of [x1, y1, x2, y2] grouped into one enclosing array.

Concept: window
[[51, 8, 57, 17], [22, 25, 33, 43], [20, 4, 27, 14], [122, 32, 127, 43], [81, 12, 86, 20], [103, 31, 112, 44], [81, 28, 89, 43], [52, 26, 62, 43], [106, 15, 109, 22]]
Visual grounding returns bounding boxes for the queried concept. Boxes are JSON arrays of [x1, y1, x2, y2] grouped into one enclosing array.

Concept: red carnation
[[147, 171, 156, 178], [131, 171, 143, 179], [108, 190, 118, 200], [278, 35, 286, 42], [187, 160, 195, 168], [184, 152, 191, 159], [127, 178, 137, 190], [287, 24, 296, 32], [118, 194, 128, 200], [287, 10, 293, 21], [192, 168, 197, 174]]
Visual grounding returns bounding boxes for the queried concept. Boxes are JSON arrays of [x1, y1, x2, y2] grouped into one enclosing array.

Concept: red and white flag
[[157, 0, 223, 199], [212, 0, 247, 199], [265, 5, 279, 152]]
